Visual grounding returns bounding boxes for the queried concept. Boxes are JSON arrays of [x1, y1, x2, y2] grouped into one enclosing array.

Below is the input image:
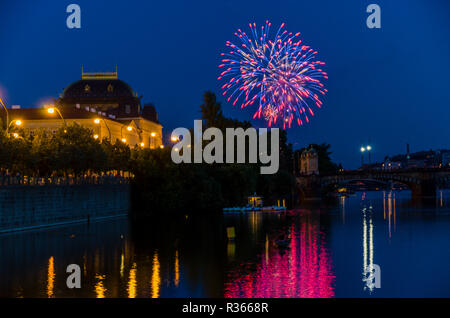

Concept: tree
[[53, 123, 106, 176]]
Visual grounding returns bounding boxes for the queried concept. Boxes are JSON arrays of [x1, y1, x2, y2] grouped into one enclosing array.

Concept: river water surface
[[1, 190, 449, 297]]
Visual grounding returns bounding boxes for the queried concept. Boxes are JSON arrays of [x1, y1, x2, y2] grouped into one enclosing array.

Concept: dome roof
[[61, 79, 135, 99]]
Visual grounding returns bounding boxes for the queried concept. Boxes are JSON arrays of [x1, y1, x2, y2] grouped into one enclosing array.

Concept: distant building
[[442, 151, 450, 167], [300, 147, 319, 175], [381, 148, 446, 170], [4, 69, 163, 149]]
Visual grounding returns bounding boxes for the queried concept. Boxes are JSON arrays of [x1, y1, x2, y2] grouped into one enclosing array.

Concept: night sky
[[1, 0, 449, 168]]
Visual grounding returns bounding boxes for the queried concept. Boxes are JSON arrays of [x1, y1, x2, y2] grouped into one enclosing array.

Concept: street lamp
[[94, 118, 111, 141], [360, 147, 366, 166], [7, 119, 22, 137], [46, 106, 66, 126], [121, 125, 133, 138], [9, 119, 22, 128], [0, 97, 9, 134]]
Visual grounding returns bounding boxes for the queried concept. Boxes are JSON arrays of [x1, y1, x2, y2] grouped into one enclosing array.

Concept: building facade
[[5, 69, 163, 149], [300, 147, 319, 175]]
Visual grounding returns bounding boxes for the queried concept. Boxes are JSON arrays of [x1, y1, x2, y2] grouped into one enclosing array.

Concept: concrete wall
[[0, 184, 130, 233]]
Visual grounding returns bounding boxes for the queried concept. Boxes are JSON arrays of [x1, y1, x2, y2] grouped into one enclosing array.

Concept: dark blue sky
[[1, 0, 449, 168]]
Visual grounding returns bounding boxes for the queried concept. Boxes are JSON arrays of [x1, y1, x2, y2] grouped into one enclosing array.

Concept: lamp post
[[120, 125, 134, 144], [94, 118, 111, 141], [366, 145, 372, 164], [7, 119, 22, 137], [0, 97, 9, 134], [46, 106, 66, 126], [120, 125, 133, 139], [360, 147, 366, 167]]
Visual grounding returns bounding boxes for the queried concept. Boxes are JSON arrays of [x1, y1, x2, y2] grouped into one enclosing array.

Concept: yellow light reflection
[[227, 241, 236, 260], [174, 250, 180, 287], [151, 251, 161, 298], [95, 274, 107, 298], [127, 263, 137, 298], [47, 256, 55, 298], [120, 253, 124, 278]]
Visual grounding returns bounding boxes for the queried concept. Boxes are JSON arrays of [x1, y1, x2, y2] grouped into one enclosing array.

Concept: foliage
[[0, 123, 129, 176], [130, 91, 297, 215]]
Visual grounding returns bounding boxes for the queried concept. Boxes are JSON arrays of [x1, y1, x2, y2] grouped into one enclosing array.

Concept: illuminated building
[[5, 69, 163, 148], [300, 146, 319, 175]]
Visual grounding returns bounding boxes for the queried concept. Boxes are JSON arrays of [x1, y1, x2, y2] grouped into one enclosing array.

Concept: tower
[[300, 146, 319, 175]]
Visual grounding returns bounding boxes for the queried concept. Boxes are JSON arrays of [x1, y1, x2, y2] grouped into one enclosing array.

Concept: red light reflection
[[224, 216, 335, 298]]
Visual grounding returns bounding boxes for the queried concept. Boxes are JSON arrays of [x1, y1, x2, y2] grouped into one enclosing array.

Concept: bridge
[[296, 168, 450, 199]]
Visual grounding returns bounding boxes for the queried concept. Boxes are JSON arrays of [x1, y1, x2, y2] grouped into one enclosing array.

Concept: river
[[1, 190, 449, 297]]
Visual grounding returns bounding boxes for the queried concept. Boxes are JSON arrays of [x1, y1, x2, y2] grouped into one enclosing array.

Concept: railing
[[0, 175, 130, 187]]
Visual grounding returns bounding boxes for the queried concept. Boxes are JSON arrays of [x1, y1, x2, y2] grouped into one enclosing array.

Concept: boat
[[223, 193, 287, 213]]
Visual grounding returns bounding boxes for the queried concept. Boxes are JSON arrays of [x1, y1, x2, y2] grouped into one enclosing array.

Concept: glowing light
[[127, 126, 132, 132], [366, 145, 372, 151], [160, 145, 164, 149], [151, 251, 161, 298], [15, 120, 22, 126], [361, 147, 366, 152], [121, 138, 126, 143], [127, 263, 137, 298], [47, 256, 55, 298], [140, 142, 145, 147], [174, 250, 180, 287], [171, 136, 178, 142], [219, 21, 328, 129], [151, 132, 156, 137], [93, 134, 99, 139], [95, 274, 107, 298], [94, 118, 100, 124], [47, 108, 55, 114], [13, 133, 19, 138]]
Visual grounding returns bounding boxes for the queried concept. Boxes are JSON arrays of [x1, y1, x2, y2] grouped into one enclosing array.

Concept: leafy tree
[[53, 123, 106, 176]]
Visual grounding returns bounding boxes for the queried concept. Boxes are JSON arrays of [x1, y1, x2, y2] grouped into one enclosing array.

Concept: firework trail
[[218, 21, 328, 129]]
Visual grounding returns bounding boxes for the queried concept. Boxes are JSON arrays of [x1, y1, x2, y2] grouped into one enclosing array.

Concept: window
[[125, 105, 131, 114]]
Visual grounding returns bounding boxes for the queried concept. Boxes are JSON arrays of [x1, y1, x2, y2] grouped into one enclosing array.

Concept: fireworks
[[218, 21, 328, 129]]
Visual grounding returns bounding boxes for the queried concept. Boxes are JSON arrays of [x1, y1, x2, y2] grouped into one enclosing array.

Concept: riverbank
[[0, 183, 130, 233]]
